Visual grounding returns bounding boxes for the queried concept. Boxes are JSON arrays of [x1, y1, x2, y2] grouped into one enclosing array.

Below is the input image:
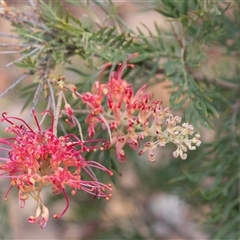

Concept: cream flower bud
[[173, 150, 179, 158], [38, 205, 49, 229], [28, 206, 41, 224], [189, 146, 196, 150], [180, 151, 187, 160]]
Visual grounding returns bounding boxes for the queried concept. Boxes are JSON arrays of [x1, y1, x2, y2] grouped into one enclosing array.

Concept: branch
[[144, 62, 240, 90], [193, 75, 240, 90], [0, 72, 29, 98]]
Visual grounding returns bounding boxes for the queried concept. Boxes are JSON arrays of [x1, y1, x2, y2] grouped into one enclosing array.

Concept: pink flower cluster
[[75, 58, 201, 162], [0, 110, 112, 228]]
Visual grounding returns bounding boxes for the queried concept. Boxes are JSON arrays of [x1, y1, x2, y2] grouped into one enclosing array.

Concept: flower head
[[75, 55, 201, 162], [0, 110, 112, 228]]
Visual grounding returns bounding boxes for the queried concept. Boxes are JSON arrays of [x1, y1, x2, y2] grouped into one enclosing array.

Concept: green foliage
[[10, 0, 137, 70], [0, 201, 11, 239]]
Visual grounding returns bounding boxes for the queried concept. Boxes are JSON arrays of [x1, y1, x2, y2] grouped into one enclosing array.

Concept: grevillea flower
[[75, 55, 201, 162], [0, 110, 112, 228]]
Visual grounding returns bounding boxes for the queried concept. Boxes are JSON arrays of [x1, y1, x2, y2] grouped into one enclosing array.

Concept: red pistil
[[53, 188, 69, 219]]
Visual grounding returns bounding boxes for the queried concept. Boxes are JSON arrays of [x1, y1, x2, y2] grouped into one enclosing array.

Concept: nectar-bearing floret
[[0, 110, 112, 228], [75, 56, 201, 162]]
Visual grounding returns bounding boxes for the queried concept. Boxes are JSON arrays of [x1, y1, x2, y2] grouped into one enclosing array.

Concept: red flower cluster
[[0, 110, 112, 228], [75, 57, 201, 162]]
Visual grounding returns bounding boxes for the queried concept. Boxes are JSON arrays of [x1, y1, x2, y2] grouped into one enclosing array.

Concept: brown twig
[[145, 62, 240, 90], [193, 75, 240, 90]]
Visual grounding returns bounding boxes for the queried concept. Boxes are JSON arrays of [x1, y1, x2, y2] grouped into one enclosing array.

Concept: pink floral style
[[0, 110, 113, 228], [75, 55, 201, 162]]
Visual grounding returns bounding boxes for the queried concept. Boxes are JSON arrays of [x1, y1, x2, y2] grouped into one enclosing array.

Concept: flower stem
[[53, 90, 63, 135]]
